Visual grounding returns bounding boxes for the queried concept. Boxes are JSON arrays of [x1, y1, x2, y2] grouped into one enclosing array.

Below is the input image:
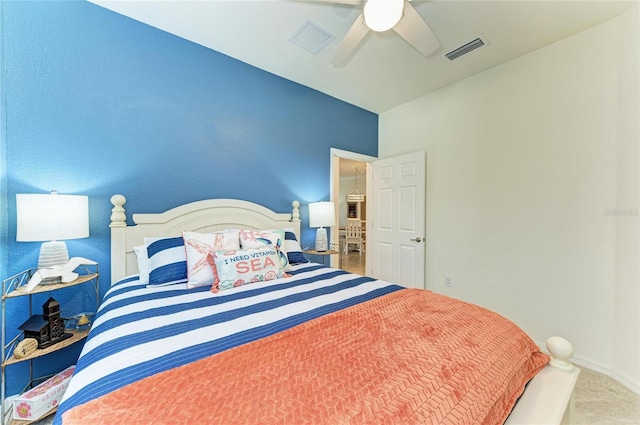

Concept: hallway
[[340, 251, 365, 276]]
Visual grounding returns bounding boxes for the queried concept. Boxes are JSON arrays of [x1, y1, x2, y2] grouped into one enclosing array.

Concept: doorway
[[330, 148, 376, 275], [340, 158, 366, 275]]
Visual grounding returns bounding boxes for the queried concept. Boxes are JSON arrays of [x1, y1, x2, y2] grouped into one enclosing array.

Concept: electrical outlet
[[443, 275, 453, 287]]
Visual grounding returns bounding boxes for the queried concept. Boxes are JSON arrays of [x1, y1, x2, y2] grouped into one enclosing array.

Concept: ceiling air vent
[[289, 20, 335, 55], [445, 36, 488, 61]]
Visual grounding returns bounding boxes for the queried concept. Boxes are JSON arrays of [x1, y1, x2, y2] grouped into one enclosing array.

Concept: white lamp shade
[[363, 0, 404, 32], [17, 193, 89, 242], [309, 202, 336, 228]]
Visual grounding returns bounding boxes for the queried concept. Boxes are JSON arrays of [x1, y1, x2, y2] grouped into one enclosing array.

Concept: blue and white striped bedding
[[54, 263, 402, 424]]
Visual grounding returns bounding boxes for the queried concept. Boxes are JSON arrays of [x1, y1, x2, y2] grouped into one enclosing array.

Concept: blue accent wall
[[0, 0, 377, 395]]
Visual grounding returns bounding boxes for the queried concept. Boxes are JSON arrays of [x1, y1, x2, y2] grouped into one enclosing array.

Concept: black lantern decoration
[[18, 297, 72, 349]]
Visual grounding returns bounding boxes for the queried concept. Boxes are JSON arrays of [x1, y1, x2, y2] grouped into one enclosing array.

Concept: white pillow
[[183, 230, 240, 288], [133, 245, 150, 284]]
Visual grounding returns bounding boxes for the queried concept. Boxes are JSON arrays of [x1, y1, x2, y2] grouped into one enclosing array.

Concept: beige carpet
[[32, 368, 639, 425], [573, 367, 640, 424]]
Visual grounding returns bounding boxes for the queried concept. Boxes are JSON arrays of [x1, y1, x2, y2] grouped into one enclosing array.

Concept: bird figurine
[[26, 257, 97, 292]]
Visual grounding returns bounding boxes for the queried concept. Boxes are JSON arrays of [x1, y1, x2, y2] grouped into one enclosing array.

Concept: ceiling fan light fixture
[[363, 0, 404, 32]]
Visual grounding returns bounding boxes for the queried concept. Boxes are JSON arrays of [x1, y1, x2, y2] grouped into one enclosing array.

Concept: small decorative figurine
[[64, 312, 95, 332], [18, 297, 72, 349], [13, 338, 38, 359]]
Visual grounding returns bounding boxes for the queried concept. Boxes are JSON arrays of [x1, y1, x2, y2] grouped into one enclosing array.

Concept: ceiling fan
[[322, 0, 441, 66]]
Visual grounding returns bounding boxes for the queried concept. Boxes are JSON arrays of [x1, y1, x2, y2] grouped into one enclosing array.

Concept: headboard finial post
[[291, 200, 300, 222], [110, 194, 127, 228]]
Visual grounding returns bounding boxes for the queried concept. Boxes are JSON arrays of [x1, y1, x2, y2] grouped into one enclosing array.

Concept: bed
[[52, 194, 580, 425]]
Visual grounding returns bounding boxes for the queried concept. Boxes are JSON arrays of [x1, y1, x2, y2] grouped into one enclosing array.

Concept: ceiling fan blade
[[310, 0, 362, 4], [330, 13, 370, 66], [393, 1, 441, 57]]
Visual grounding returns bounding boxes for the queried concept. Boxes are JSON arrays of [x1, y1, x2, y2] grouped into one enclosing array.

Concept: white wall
[[379, 4, 639, 393]]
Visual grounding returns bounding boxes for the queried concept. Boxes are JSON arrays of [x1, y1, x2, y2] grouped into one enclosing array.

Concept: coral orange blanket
[[63, 289, 548, 425]]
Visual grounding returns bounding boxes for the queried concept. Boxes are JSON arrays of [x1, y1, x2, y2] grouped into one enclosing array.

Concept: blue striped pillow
[[145, 236, 188, 286], [284, 228, 308, 265]]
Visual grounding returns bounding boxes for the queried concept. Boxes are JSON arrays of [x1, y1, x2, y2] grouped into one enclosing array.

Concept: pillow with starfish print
[[183, 229, 240, 288]]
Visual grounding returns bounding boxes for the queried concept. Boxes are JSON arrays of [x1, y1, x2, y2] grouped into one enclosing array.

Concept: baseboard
[[608, 369, 640, 395], [535, 339, 640, 396]]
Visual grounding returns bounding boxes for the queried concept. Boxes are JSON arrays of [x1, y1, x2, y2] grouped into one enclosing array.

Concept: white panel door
[[369, 151, 426, 289]]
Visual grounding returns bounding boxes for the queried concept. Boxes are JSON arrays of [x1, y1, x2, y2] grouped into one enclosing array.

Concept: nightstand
[[1, 264, 99, 424], [303, 248, 340, 267]]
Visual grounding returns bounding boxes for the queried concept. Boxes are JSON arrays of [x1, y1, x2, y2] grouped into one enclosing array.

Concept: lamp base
[[38, 241, 69, 284], [315, 227, 328, 252]]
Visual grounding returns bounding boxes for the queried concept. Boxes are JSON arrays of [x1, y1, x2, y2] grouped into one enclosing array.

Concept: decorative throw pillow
[[238, 229, 289, 270], [211, 246, 288, 293], [282, 227, 308, 265], [145, 236, 188, 287], [183, 230, 241, 288]]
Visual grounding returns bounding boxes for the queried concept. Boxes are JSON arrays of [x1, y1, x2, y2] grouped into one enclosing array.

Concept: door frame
[[329, 148, 377, 269]]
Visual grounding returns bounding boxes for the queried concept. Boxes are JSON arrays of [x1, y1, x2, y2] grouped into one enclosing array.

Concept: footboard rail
[[506, 337, 580, 425]]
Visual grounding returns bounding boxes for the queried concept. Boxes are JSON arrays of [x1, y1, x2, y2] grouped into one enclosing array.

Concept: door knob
[[410, 237, 423, 242]]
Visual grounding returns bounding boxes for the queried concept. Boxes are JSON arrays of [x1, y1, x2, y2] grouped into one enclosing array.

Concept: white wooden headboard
[[109, 194, 301, 284]]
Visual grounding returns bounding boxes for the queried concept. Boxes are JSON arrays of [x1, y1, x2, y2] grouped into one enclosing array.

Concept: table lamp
[[308, 201, 335, 252], [16, 191, 89, 279]]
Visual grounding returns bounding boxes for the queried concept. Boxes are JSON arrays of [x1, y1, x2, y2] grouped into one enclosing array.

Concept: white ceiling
[[90, 0, 634, 113]]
